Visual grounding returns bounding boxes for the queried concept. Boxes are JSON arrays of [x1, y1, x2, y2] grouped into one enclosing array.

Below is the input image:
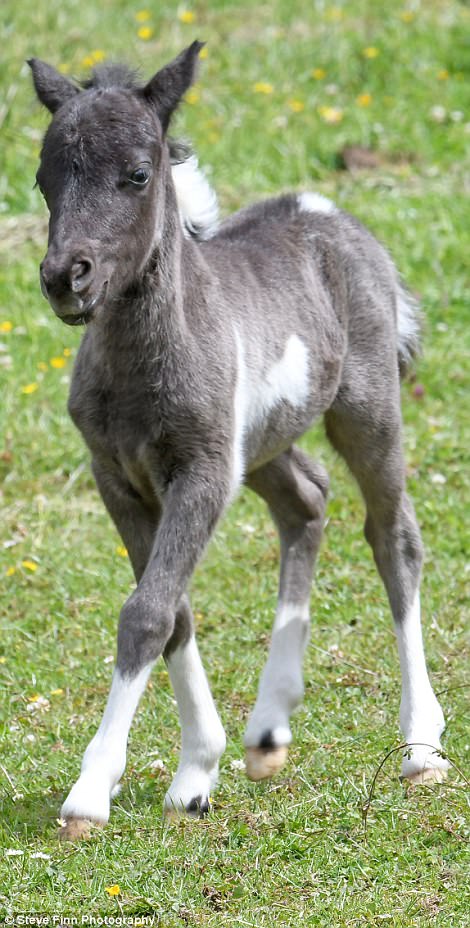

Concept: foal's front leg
[[60, 463, 229, 838]]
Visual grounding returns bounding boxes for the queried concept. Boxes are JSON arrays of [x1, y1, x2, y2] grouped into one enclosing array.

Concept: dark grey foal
[[29, 44, 447, 839]]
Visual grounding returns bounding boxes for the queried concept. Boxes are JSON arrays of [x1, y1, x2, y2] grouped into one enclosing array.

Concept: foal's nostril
[[70, 258, 95, 293]]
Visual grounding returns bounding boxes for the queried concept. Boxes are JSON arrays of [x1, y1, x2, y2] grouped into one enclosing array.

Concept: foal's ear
[[28, 58, 80, 114], [143, 41, 204, 133]]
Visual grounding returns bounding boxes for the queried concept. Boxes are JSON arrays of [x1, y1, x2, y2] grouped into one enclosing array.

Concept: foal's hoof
[[405, 766, 448, 786], [245, 745, 288, 781], [164, 794, 211, 820], [59, 817, 100, 841]]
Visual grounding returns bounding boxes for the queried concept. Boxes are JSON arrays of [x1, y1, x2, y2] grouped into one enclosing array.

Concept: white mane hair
[[169, 141, 219, 241]]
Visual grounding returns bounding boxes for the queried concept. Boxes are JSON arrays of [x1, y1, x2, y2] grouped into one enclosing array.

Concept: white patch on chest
[[231, 332, 309, 492], [298, 191, 336, 214]]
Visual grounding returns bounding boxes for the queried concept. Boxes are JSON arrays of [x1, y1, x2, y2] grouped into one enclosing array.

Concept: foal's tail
[[395, 282, 421, 378]]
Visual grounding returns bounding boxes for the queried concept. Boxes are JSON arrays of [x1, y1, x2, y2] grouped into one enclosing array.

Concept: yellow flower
[[363, 46, 379, 59], [105, 885, 121, 896], [82, 55, 95, 69], [178, 10, 196, 24], [50, 688, 64, 696], [63, 348, 72, 357], [312, 68, 326, 80], [288, 99, 305, 113], [135, 9, 151, 22], [6, 567, 16, 577], [199, 46, 208, 60], [185, 89, 200, 104], [28, 693, 41, 702], [50, 356, 66, 369], [21, 383, 38, 395], [437, 69, 449, 81], [58, 63, 71, 74], [137, 26, 154, 40], [38, 362, 48, 372], [325, 7, 343, 22], [253, 81, 273, 95], [400, 10, 414, 22], [116, 546, 128, 557], [22, 560, 38, 572], [91, 50, 106, 63], [318, 105, 343, 124], [0, 321, 13, 333], [356, 92, 372, 107]]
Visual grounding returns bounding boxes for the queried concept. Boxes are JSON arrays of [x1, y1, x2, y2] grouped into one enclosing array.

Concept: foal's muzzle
[[40, 250, 106, 325]]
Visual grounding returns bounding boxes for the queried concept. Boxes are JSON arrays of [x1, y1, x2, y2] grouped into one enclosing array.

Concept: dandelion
[[6, 567, 16, 577], [199, 46, 208, 60], [400, 10, 414, 22], [0, 321, 13, 333], [288, 99, 305, 113], [50, 688, 64, 696], [63, 347, 72, 357], [22, 560, 38, 572], [178, 10, 196, 24], [311, 68, 326, 80], [82, 56, 95, 69], [325, 7, 343, 22], [437, 69, 449, 81], [253, 81, 273, 95], [50, 356, 66, 369], [105, 884, 121, 896], [21, 383, 38, 394], [116, 545, 128, 557], [363, 46, 379, 59], [135, 9, 151, 22], [137, 26, 154, 40], [356, 92, 372, 107], [185, 89, 200, 104], [318, 105, 343, 124], [91, 50, 106, 63]]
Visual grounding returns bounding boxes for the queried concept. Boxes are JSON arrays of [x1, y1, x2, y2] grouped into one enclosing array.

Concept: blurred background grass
[[0, 1, 469, 925]]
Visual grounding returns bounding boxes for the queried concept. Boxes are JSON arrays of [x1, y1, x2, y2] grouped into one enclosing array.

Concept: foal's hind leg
[[325, 401, 448, 783], [244, 447, 328, 780]]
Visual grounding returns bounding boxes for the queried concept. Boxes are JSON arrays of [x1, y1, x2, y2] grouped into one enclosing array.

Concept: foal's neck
[[90, 165, 191, 374]]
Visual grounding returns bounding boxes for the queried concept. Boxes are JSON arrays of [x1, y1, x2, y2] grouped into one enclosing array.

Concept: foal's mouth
[[57, 281, 109, 326]]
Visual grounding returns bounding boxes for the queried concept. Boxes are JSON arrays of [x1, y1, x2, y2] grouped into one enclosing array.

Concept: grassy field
[[0, 0, 469, 924]]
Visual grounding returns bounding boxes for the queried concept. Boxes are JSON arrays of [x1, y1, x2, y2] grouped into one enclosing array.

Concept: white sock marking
[[396, 591, 448, 776], [165, 636, 226, 811], [61, 664, 153, 823], [244, 601, 310, 749], [298, 191, 336, 214]]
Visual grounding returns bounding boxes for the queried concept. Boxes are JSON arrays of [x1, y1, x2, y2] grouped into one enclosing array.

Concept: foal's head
[[29, 43, 203, 325]]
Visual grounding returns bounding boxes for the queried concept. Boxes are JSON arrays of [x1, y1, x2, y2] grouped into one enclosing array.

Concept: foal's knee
[[117, 590, 174, 675]]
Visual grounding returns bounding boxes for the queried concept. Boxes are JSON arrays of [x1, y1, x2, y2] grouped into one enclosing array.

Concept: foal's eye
[[128, 165, 151, 187]]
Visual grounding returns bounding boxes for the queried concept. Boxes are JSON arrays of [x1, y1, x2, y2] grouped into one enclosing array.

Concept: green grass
[[1, 0, 469, 924]]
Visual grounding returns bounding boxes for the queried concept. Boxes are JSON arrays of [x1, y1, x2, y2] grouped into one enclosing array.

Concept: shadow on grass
[[0, 789, 65, 840]]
